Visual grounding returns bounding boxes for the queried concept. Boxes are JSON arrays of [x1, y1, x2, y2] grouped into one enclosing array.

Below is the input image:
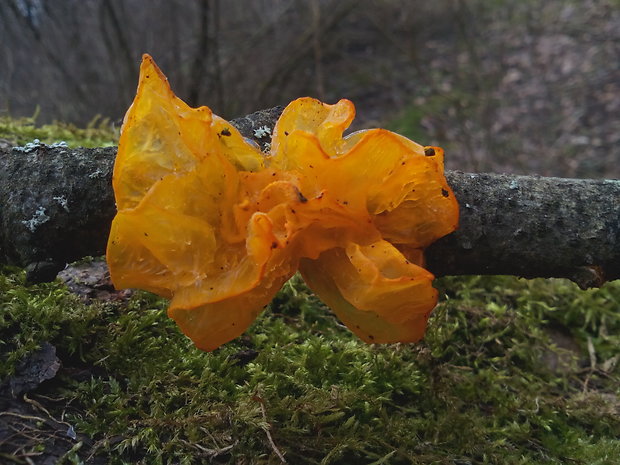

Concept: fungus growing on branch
[[107, 54, 459, 351]]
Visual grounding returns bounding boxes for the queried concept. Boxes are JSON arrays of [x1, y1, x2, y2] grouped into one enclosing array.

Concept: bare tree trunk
[[311, 0, 326, 100], [99, 0, 136, 106], [253, 0, 357, 109], [187, 0, 210, 107], [1, 107, 618, 287]]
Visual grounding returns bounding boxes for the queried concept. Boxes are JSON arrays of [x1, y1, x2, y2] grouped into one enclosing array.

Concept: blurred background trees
[[1, 0, 618, 177]]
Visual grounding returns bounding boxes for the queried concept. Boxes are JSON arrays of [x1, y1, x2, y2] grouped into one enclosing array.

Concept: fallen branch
[[0, 108, 618, 288]]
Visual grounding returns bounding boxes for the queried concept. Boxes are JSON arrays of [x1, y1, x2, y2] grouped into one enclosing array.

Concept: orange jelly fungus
[[106, 54, 459, 351]]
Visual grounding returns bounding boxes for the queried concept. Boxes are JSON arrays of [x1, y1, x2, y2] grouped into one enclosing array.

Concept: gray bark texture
[[1, 108, 618, 288]]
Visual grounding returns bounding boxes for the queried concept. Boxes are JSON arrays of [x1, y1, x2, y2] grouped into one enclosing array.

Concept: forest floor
[[1, 259, 619, 464], [378, 0, 620, 179]]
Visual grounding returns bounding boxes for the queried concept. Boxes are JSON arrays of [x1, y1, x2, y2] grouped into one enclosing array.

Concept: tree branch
[[1, 108, 618, 288]]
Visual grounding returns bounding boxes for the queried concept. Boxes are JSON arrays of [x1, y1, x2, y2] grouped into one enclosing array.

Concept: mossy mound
[[2, 266, 619, 464]]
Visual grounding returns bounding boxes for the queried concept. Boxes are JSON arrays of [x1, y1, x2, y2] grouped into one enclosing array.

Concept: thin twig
[[252, 394, 287, 464], [22, 394, 74, 429], [0, 412, 47, 423]]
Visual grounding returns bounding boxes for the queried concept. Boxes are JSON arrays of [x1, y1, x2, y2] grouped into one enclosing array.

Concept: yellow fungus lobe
[[106, 54, 459, 351]]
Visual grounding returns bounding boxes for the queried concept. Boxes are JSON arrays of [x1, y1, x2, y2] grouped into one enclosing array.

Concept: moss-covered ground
[[1, 120, 619, 464], [0, 114, 119, 148]]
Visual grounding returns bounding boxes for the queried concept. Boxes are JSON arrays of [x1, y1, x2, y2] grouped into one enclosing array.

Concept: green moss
[[0, 267, 114, 378], [2, 264, 619, 464], [386, 94, 447, 143], [0, 113, 118, 148]]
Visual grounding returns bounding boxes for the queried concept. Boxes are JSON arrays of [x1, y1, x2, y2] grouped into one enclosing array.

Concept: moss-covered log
[[0, 110, 618, 287]]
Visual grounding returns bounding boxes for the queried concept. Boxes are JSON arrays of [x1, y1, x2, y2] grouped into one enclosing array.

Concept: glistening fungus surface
[[106, 55, 458, 351]]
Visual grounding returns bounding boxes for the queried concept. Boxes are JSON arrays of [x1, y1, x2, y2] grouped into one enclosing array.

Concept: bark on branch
[[1, 107, 618, 288]]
